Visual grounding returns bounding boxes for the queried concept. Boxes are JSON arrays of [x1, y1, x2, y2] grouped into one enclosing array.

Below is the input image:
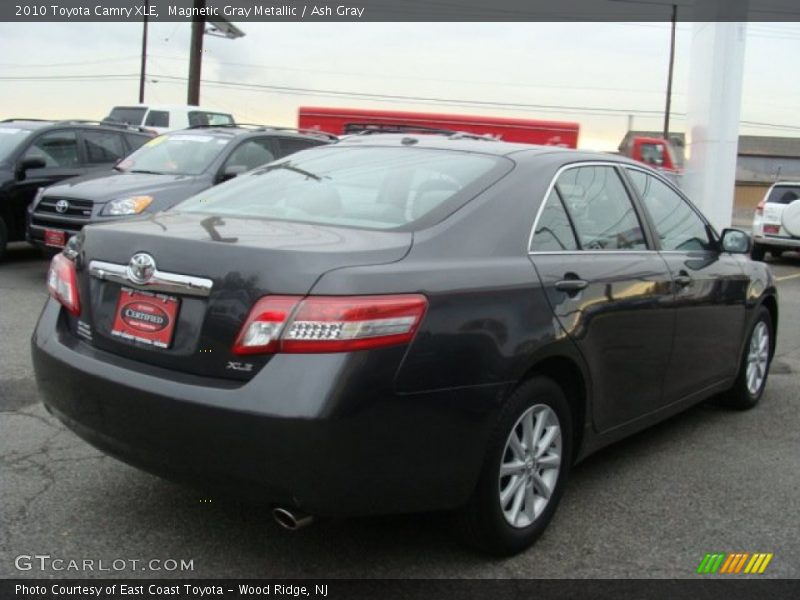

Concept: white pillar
[[683, 19, 747, 231]]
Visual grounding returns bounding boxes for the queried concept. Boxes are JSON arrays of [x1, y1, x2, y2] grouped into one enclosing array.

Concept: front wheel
[[718, 306, 773, 410], [457, 376, 572, 556]]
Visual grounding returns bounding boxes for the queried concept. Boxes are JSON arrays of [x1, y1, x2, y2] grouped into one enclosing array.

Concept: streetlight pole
[[186, 1, 244, 106], [138, 0, 149, 103], [663, 3, 677, 140], [187, 0, 205, 105]]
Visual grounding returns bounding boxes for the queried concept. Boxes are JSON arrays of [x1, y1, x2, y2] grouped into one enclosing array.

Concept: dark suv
[[27, 125, 335, 252], [0, 119, 152, 258]]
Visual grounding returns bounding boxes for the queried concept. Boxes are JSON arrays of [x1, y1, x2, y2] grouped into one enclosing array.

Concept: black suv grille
[[32, 197, 94, 233]]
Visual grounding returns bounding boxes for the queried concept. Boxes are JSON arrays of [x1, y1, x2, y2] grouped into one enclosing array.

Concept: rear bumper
[[753, 234, 800, 249], [32, 299, 501, 516]]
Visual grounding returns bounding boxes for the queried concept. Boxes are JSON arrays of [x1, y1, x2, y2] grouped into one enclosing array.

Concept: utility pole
[[138, 0, 149, 103], [663, 3, 677, 140], [187, 0, 205, 105]]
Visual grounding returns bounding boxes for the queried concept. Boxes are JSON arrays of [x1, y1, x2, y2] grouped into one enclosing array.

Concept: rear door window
[[23, 130, 80, 168], [555, 166, 647, 251], [627, 168, 714, 251], [223, 138, 277, 171], [81, 130, 126, 164], [530, 189, 579, 252]]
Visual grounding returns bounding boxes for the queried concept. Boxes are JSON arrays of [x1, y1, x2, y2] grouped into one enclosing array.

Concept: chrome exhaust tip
[[272, 507, 314, 530]]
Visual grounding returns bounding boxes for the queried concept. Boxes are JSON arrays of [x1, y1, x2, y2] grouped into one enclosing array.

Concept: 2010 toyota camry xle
[[32, 134, 778, 555]]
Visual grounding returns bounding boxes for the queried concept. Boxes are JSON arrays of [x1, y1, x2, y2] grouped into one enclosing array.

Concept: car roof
[[1, 118, 153, 136], [335, 133, 571, 156], [0, 119, 55, 131], [176, 124, 336, 142], [333, 133, 642, 164]]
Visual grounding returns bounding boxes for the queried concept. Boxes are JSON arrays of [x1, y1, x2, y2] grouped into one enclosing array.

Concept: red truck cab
[[625, 136, 680, 172]]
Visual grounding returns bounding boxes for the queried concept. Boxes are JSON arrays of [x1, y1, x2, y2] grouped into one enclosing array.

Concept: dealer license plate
[[110, 288, 180, 349]]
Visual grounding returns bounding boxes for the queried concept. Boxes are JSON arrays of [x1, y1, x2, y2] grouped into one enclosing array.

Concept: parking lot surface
[[1, 241, 799, 578]]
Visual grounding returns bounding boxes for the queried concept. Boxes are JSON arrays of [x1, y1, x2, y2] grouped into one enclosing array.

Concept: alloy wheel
[[746, 321, 770, 396], [498, 404, 562, 528]]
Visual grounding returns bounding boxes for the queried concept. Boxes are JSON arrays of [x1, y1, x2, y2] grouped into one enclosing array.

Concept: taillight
[[755, 199, 765, 216], [232, 294, 428, 355], [232, 296, 301, 355], [47, 253, 80, 316]]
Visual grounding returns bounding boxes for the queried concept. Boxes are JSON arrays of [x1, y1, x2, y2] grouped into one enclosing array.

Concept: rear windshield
[[0, 126, 32, 162], [188, 111, 235, 127], [117, 133, 229, 176], [767, 185, 800, 204], [105, 107, 147, 126], [176, 146, 507, 230]]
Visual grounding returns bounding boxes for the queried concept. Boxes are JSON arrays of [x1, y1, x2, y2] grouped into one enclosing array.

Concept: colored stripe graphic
[[698, 552, 773, 575], [758, 554, 773, 573], [720, 553, 736, 573], [734, 553, 749, 573]]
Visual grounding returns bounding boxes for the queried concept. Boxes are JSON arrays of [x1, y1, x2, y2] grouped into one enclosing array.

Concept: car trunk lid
[[72, 212, 412, 380]]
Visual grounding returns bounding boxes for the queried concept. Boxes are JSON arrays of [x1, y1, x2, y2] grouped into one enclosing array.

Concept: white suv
[[751, 182, 800, 260], [104, 105, 235, 135]]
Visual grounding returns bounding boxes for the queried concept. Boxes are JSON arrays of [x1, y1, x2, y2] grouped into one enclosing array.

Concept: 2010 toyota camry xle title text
[[32, 133, 777, 555]]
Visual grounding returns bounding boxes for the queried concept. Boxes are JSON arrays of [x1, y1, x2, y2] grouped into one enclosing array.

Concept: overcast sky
[[1, 21, 798, 150]]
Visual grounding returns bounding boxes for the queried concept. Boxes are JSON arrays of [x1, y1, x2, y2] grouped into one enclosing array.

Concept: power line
[[0, 74, 140, 81], [0, 56, 140, 68], [148, 52, 687, 97], [148, 72, 679, 117], [4, 70, 800, 134]]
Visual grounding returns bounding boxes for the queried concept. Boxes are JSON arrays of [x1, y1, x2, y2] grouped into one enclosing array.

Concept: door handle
[[674, 272, 692, 288], [555, 279, 588, 294]]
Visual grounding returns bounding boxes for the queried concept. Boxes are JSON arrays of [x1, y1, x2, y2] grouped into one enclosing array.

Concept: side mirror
[[720, 228, 752, 254], [220, 165, 247, 182], [16, 157, 47, 180]]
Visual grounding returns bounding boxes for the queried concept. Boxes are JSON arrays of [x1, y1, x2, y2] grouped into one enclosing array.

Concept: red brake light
[[47, 253, 81, 316], [232, 294, 428, 355], [755, 199, 766, 216]]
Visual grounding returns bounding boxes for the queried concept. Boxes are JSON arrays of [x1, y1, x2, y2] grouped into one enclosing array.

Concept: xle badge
[[226, 361, 254, 372]]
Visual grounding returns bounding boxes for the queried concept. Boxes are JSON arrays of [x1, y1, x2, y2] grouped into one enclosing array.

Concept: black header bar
[[2, 0, 800, 22]]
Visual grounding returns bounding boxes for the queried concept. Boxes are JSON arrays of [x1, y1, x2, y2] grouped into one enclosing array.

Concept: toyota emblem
[[127, 253, 156, 285], [55, 199, 70, 214]]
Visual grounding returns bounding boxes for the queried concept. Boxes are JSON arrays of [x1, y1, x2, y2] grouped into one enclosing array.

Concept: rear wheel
[[770, 249, 784, 259], [457, 376, 572, 555], [718, 306, 773, 410], [750, 243, 766, 261]]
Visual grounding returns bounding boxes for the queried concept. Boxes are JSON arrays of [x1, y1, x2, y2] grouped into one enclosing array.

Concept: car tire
[[770, 249, 784, 259], [456, 376, 572, 556], [718, 306, 773, 410], [0, 216, 7, 261], [750, 243, 766, 261]]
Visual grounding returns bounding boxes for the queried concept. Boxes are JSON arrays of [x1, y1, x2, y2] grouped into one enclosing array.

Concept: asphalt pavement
[[1, 241, 799, 579]]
